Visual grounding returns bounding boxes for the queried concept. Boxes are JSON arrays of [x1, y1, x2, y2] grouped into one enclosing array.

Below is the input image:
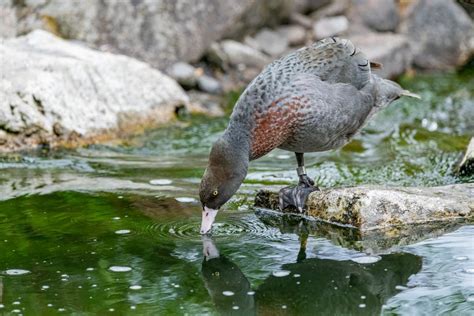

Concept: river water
[[0, 70, 473, 315]]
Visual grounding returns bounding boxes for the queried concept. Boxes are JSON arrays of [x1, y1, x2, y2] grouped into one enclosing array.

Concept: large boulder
[[349, 33, 413, 78], [0, 30, 189, 152], [400, 0, 474, 70], [1, 0, 308, 69]]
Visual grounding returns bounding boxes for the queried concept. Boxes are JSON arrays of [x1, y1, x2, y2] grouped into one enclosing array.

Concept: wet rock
[[253, 28, 289, 56], [254, 184, 474, 231], [209, 40, 270, 69], [166, 62, 198, 89], [197, 75, 222, 95], [349, 33, 412, 78], [0, 30, 189, 152], [313, 16, 349, 39], [455, 137, 474, 176], [400, 0, 474, 70], [348, 0, 399, 32], [277, 25, 307, 46]]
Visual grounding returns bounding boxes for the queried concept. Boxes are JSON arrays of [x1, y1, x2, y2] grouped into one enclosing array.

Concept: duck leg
[[279, 152, 319, 213]]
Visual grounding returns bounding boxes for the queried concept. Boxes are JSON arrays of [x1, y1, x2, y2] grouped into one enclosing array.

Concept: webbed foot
[[278, 175, 319, 213]]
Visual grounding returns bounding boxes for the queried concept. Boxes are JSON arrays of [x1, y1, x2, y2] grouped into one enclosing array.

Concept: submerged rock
[[0, 30, 189, 152], [455, 137, 474, 176], [255, 184, 474, 231], [349, 33, 412, 78], [400, 0, 474, 70]]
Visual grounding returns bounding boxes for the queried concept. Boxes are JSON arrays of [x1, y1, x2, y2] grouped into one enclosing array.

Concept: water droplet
[[149, 179, 172, 185], [4, 269, 30, 276], [130, 285, 142, 290], [222, 291, 235, 296], [109, 266, 132, 272], [351, 256, 381, 264], [463, 268, 474, 274], [115, 229, 131, 235], [232, 306, 239, 310], [247, 291, 255, 295], [175, 197, 196, 203], [272, 270, 291, 277], [359, 304, 366, 308]]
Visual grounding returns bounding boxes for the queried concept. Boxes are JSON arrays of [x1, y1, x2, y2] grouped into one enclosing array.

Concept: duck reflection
[[201, 236, 422, 316]]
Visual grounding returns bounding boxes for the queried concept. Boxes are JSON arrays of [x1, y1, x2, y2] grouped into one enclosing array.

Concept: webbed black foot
[[278, 175, 319, 213]]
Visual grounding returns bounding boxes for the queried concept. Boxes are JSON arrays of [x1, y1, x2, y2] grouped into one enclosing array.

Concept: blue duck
[[199, 37, 419, 234]]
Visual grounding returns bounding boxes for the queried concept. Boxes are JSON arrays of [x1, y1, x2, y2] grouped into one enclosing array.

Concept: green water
[[0, 70, 473, 315]]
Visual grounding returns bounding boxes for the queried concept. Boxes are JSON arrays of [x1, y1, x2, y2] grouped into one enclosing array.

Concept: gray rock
[[455, 137, 474, 176], [167, 62, 197, 88], [400, 0, 474, 70], [349, 33, 412, 78], [197, 75, 222, 95], [313, 16, 349, 39], [310, 0, 350, 19], [3, 0, 258, 68], [289, 12, 314, 29], [255, 184, 473, 231], [277, 25, 307, 46], [349, 0, 399, 32], [213, 40, 270, 69], [253, 28, 289, 56], [0, 30, 189, 152], [293, 0, 331, 12]]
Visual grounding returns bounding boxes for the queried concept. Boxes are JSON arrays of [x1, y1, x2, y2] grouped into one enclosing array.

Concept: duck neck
[[221, 123, 251, 171]]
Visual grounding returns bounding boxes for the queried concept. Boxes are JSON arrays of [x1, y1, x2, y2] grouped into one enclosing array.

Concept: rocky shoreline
[[1, 0, 473, 152]]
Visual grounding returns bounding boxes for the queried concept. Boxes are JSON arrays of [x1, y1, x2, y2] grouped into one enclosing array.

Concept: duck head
[[199, 137, 249, 234]]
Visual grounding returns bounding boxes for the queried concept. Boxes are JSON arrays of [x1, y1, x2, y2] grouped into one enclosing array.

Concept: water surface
[[0, 70, 473, 314]]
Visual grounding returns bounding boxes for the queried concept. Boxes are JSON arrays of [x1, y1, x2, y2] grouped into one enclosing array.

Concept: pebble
[[313, 16, 349, 39]]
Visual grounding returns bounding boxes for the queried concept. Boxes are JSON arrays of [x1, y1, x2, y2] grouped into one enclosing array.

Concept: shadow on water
[[201, 237, 422, 316]]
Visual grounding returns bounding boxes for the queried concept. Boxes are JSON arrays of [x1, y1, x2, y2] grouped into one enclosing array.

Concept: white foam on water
[[115, 229, 131, 235], [175, 197, 197, 203], [272, 270, 291, 277], [149, 179, 172, 185], [462, 268, 474, 274], [130, 285, 142, 290], [109, 266, 132, 272], [4, 269, 30, 276], [222, 291, 235, 296], [454, 256, 468, 261], [351, 256, 381, 264]]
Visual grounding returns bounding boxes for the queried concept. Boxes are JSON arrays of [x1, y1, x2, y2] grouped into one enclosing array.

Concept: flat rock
[[455, 137, 474, 176], [253, 28, 289, 56], [400, 0, 474, 70], [313, 16, 349, 39], [0, 30, 189, 152], [349, 33, 412, 78], [254, 184, 474, 232]]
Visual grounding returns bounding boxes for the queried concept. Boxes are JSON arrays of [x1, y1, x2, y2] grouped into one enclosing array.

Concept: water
[[0, 70, 473, 314]]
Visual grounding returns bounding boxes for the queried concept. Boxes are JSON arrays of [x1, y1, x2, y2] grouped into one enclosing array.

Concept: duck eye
[[212, 190, 218, 196]]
